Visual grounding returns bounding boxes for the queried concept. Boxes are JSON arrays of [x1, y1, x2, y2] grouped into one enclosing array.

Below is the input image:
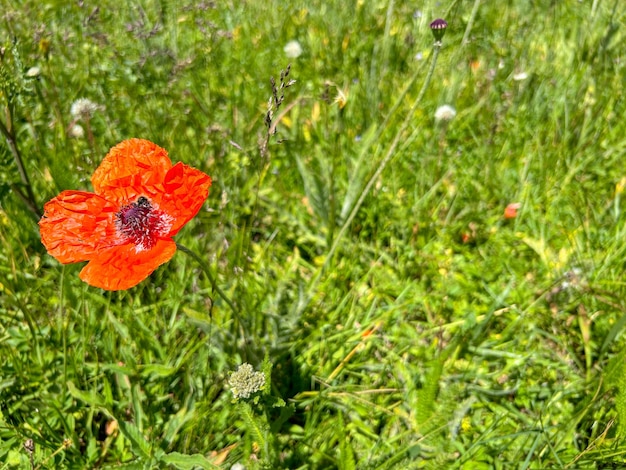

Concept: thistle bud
[[430, 18, 448, 42]]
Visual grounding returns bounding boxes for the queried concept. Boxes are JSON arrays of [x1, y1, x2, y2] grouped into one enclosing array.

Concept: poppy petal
[[39, 190, 119, 263], [155, 162, 212, 236], [79, 239, 177, 290], [91, 139, 172, 206]]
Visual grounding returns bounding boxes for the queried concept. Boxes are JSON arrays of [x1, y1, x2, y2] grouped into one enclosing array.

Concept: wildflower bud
[[228, 363, 265, 400], [24, 439, 34, 454], [430, 18, 448, 42], [504, 202, 521, 219], [334, 88, 348, 109], [39, 39, 51, 58]]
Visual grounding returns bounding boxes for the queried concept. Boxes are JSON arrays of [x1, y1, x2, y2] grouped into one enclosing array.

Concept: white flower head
[[68, 123, 85, 139], [513, 71, 528, 81], [228, 363, 265, 400], [434, 104, 457, 123], [70, 98, 103, 119], [26, 66, 41, 78], [284, 40, 303, 59]]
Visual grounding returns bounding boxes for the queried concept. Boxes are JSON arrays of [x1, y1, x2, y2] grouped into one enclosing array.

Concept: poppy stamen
[[116, 196, 172, 251]]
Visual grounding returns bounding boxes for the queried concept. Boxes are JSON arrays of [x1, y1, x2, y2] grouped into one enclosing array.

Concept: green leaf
[[415, 358, 443, 429], [66, 381, 107, 408], [162, 407, 194, 446], [100, 462, 146, 470], [338, 413, 356, 470], [160, 452, 220, 470], [141, 363, 177, 378], [117, 420, 152, 461]]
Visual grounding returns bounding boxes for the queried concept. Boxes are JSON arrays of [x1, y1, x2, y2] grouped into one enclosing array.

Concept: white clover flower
[[284, 40, 303, 59], [228, 363, 265, 400], [68, 123, 85, 139], [26, 66, 41, 78], [434, 104, 457, 123], [70, 98, 103, 119]]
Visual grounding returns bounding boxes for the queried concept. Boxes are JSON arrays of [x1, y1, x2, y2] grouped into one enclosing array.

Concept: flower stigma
[[116, 196, 172, 251]]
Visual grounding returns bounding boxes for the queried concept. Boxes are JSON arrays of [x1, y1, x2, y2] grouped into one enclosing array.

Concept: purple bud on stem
[[430, 18, 448, 42]]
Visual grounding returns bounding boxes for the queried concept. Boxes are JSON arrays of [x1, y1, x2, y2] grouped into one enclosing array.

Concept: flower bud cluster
[[228, 363, 266, 400]]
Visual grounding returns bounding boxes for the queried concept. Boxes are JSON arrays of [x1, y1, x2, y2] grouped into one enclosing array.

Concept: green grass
[[1, 0, 626, 468]]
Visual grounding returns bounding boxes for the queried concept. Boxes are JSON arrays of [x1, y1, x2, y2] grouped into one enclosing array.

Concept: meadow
[[1, 0, 626, 468]]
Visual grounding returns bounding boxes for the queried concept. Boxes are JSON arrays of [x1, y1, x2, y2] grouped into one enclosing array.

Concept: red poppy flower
[[39, 138, 212, 290]]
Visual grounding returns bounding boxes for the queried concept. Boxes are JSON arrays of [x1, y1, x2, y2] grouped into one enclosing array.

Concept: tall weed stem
[[0, 111, 40, 218], [176, 242, 239, 317], [304, 38, 444, 308]]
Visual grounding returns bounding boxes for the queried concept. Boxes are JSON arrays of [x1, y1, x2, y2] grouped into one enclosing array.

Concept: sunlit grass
[[1, 0, 626, 468]]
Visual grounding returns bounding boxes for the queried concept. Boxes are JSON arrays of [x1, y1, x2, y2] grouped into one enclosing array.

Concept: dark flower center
[[116, 196, 171, 250]]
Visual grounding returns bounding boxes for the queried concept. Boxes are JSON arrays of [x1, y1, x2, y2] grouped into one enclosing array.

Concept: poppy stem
[[176, 242, 239, 316]]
